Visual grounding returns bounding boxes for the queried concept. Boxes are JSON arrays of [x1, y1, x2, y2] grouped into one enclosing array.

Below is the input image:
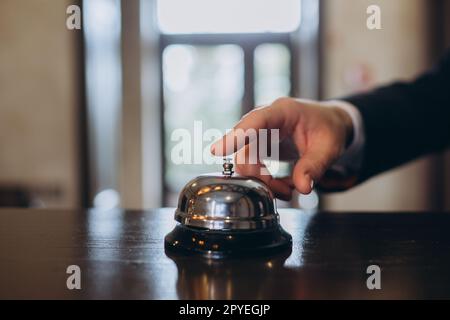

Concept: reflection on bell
[[164, 159, 292, 258]]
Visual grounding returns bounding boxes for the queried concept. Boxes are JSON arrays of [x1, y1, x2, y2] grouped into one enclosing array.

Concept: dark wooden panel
[[0, 208, 450, 299]]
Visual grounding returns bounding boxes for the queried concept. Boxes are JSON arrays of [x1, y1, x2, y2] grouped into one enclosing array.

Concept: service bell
[[164, 159, 292, 258]]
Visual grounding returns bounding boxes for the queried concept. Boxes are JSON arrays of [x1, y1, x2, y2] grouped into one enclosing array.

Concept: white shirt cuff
[[329, 100, 366, 176]]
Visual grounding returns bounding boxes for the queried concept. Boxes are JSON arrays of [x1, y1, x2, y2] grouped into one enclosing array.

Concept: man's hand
[[210, 97, 354, 200]]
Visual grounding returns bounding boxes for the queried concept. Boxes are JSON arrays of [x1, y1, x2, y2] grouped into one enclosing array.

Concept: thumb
[[292, 149, 331, 194]]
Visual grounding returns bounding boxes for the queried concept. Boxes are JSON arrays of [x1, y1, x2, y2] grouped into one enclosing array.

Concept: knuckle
[[272, 96, 291, 106], [241, 107, 264, 120]]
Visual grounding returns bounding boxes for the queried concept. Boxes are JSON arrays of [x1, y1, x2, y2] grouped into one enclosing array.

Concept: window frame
[[158, 32, 299, 205]]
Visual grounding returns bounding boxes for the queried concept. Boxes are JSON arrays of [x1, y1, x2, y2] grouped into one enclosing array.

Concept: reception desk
[[1, 208, 449, 299]]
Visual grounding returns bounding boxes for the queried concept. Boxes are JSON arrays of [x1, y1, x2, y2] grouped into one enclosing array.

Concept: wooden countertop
[[1, 208, 450, 299]]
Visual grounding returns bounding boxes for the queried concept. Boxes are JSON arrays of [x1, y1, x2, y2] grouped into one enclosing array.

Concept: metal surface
[[2, 208, 450, 299], [168, 163, 292, 257], [174, 162, 280, 230], [221, 158, 234, 177], [164, 224, 292, 259], [174, 174, 279, 230]]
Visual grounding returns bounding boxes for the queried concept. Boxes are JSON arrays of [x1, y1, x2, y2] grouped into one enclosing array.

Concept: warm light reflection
[[197, 187, 211, 195]]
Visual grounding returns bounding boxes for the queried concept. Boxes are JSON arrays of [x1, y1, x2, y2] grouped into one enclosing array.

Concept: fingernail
[[305, 174, 314, 190]]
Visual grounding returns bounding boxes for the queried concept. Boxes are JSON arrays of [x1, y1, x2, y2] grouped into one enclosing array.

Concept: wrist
[[326, 99, 366, 180], [329, 103, 354, 148]]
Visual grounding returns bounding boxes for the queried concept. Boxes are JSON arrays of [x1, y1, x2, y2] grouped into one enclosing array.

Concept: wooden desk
[[1, 208, 450, 299]]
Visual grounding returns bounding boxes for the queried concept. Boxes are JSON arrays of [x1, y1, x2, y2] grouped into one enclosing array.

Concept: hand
[[210, 97, 354, 200]]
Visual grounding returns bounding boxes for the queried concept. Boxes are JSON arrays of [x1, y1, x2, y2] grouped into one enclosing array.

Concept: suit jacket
[[343, 49, 450, 183]]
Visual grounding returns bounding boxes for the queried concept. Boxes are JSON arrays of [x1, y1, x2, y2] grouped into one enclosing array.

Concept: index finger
[[210, 103, 292, 156]]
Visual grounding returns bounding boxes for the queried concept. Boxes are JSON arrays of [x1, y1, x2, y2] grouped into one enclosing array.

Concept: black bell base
[[164, 224, 292, 259]]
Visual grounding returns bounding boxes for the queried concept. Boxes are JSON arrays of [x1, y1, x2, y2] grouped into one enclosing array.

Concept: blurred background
[[1, 0, 449, 211]]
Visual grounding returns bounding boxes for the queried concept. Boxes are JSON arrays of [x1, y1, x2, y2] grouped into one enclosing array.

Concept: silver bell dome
[[165, 159, 292, 258], [175, 173, 279, 230]]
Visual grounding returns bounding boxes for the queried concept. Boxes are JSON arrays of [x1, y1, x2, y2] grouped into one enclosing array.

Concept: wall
[[321, 0, 443, 211], [0, 0, 81, 207], [444, 1, 450, 211]]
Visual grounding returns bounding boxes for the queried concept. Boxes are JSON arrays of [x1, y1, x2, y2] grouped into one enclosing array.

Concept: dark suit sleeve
[[342, 49, 450, 182]]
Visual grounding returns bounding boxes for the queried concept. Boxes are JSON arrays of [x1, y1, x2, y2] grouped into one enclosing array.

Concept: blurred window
[[254, 44, 291, 105], [158, 1, 301, 205], [84, 0, 122, 208], [157, 0, 301, 34], [163, 45, 244, 194]]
